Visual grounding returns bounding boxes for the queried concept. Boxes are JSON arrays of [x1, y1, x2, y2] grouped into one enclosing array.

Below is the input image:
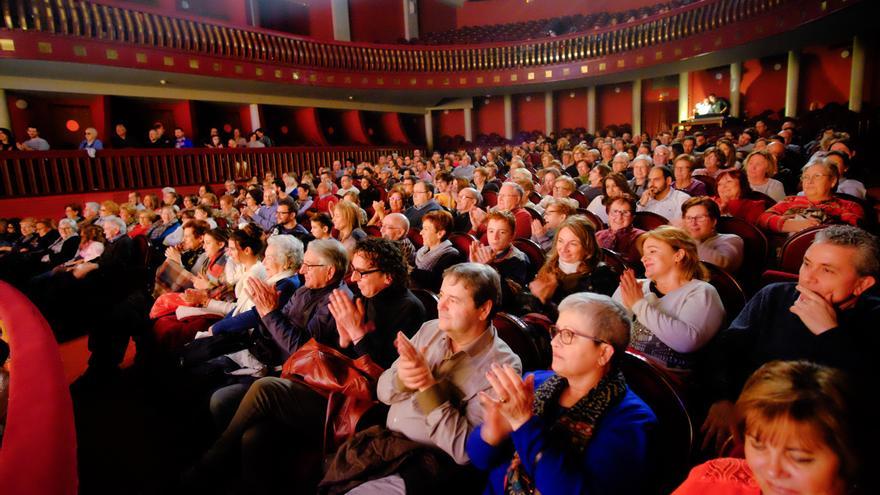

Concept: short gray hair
[[632, 154, 652, 167], [500, 181, 524, 200], [558, 292, 631, 367], [307, 239, 349, 284], [103, 215, 127, 234], [58, 218, 78, 231], [613, 152, 631, 164], [266, 234, 304, 272], [813, 225, 880, 277], [85, 202, 100, 214], [801, 159, 840, 186], [509, 168, 533, 182], [459, 187, 482, 206]]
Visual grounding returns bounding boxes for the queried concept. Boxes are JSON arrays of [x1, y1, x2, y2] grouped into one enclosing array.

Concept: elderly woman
[[712, 169, 767, 224], [40, 218, 80, 269], [468, 293, 657, 495], [693, 147, 728, 179], [744, 150, 786, 202], [596, 195, 646, 266], [332, 200, 367, 255], [539, 175, 578, 210], [628, 154, 652, 197], [757, 158, 864, 234], [129, 209, 158, 238], [149, 205, 181, 246], [674, 361, 863, 495], [672, 154, 708, 196], [528, 216, 618, 317], [611, 151, 631, 176], [531, 197, 576, 252], [587, 173, 634, 225], [152, 224, 266, 351], [118, 203, 140, 231], [681, 197, 744, 273], [614, 226, 724, 373], [411, 209, 461, 292], [367, 186, 406, 227]]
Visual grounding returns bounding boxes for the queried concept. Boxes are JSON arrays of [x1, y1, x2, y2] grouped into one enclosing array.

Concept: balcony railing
[[0, 0, 789, 73], [0, 146, 413, 197]]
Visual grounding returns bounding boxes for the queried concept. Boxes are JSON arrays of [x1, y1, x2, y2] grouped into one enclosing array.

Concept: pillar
[[424, 111, 434, 151], [849, 36, 865, 112], [0, 89, 10, 130], [248, 103, 261, 131], [403, 0, 419, 41], [729, 62, 742, 118], [631, 80, 642, 136], [785, 50, 800, 117], [463, 107, 473, 143], [503, 94, 513, 140], [586, 86, 596, 134], [331, 0, 351, 42], [678, 72, 690, 122], [544, 91, 554, 135]]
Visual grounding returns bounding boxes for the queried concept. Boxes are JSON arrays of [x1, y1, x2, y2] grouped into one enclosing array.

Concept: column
[[586, 86, 596, 134], [331, 0, 351, 42], [849, 36, 865, 112], [678, 72, 690, 122], [424, 111, 434, 151], [544, 91, 554, 135], [729, 62, 742, 118], [785, 50, 800, 117], [503, 94, 513, 140], [0, 89, 10, 130], [463, 107, 473, 143], [402, 0, 419, 41], [631, 80, 642, 136], [248, 103, 261, 131]]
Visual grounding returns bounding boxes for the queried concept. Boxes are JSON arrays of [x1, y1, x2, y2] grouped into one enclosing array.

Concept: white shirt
[[749, 179, 786, 202], [638, 188, 691, 222], [697, 233, 744, 273]]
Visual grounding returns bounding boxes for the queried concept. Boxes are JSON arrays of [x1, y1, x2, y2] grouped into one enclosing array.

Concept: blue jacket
[[466, 370, 656, 495], [211, 276, 301, 336]]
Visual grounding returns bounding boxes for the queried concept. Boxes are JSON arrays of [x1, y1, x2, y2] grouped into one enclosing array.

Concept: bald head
[[381, 212, 409, 241]]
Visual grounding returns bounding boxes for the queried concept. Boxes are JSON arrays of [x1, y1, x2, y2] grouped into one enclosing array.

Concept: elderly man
[[337, 174, 359, 197], [452, 154, 475, 181], [453, 187, 482, 233], [78, 127, 104, 151], [471, 182, 532, 241], [700, 225, 880, 451], [310, 180, 340, 214], [637, 166, 690, 222], [404, 180, 443, 230], [187, 239, 426, 493], [652, 144, 671, 167], [320, 263, 521, 494], [381, 213, 415, 264]]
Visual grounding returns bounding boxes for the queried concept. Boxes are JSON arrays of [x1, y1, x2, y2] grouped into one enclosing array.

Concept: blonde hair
[[333, 200, 362, 230], [538, 216, 602, 279], [744, 149, 778, 178], [637, 226, 708, 281]]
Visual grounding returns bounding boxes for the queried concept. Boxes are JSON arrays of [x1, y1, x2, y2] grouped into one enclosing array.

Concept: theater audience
[[614, 226, 724, 374], [587, 173, 634, 225], [472, 182, 533, 241], [681, 197, 744, 273], [628, 154, 652, 196], [712, 168, 767, 224], [152, 220, 209, 297], [468, 293, 656, 495], [452, 187, 481, 233], [412, 210, 461, 292], [596, 195, 646, 266], [825, 150, 865, 199], [693, 147, 727, 179], [638, 166, 690, 222], [380, 213, 415, 264], [672, 154, 707, 196], [677, 361, 865, 495], [757, 159, 864, 233], [404, 180, 443, 230], [578, 163, 611, 202], [470, 211, 531, 307]]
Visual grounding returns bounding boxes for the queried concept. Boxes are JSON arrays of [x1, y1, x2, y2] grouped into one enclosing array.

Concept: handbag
[[281, 338, 385, 451]]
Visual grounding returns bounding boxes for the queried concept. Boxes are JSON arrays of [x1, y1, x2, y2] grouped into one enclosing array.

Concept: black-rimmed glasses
[[351, 267, 382, 277], [549, 325, 609, 346]]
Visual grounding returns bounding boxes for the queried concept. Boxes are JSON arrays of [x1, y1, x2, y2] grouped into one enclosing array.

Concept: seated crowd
[[0, 117, 876, 494]]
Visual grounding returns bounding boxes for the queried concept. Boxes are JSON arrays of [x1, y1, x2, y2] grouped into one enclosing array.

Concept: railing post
[[729, 62, 742, 118], [632, 79, 642, 137], [463, 107, 473, 143], [586, 86, 596, 135], [544, 91, 554, 136], [678, 71, 690, 122], [503, 95, 513, 141], [784, 50, 799, 117], [849, 36, 865, 112], [424, 111, 434, 152], [0, 89, 10, 129]]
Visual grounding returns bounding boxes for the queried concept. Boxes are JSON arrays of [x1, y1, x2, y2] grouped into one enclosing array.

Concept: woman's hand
[[531, 218, 547, 239], [165, 246, 182, 264], [528, 272, 557, 304], [485, 364, 535, 431], [478, 391, 513, 446], [782, 217, 821, 233], [183, 288, 209, 307], [192, 274, 213, 290], [247, 277, 279, 317], [618, 269, 644, 309]]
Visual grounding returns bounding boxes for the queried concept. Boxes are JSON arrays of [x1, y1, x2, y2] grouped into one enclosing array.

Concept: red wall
[[689, 66, 731, 111], [91, 0, 248, 26], [596, 83, 632, 129], [298, 0, 335, 40], [642, 76, 679, 136], [514, 93, 545, 134], [340, 110, 372, 145], [740, 55, 788, 118], [554, 89, 587, 131], [475, 97, 505, 137], [799, 44, 852, 112], [435, 110, 465, 139], [6, 93, 107, 150], [349, 0, 404, 43], [418, 0, 458, 37], [454, 0, 663, 27]]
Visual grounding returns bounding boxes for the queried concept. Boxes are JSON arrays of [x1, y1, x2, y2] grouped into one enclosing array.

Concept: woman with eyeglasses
[[587, 173, 634, 225], [467, 292, 657, 495], [681, 197, 744, 273], [596, 195, 646, 267], [757, 158, 864, 234], [411, 210, 461, 292], [614, 226, 724, 375]]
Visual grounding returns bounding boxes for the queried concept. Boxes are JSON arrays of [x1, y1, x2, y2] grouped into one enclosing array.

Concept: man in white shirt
[[336, 174, 359, 197], [637, 166, 690, 222]]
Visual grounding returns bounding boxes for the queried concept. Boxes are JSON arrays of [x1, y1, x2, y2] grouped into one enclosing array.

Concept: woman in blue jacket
[[467, 292, 657, 495]]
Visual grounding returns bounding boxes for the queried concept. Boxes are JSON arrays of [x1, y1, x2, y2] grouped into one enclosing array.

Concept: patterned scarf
[[504, 370, 627, 495]]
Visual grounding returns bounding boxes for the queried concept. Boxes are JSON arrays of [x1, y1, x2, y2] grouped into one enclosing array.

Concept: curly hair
[[354, 237, 410, 288]]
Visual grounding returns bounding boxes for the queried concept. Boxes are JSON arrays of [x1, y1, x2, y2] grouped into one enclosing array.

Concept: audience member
[[16, 126, 50, 151], [672, 154, 707, 196], [78, 127, 103, 151], [744, 150, 786, 202], [404, 180, 443, 230], [587, 173, 634, 225], [681, 197, 744, 273], [531, 197, 576, 251], [412, 210, 461, 292], [637, 166, 690, 222]]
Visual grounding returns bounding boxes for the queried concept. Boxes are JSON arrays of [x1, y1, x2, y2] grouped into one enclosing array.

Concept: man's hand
[[469, 241, 495, 264], [247, 277, 279, 317], [790, 285, 838, 335], [394, 332, 435, 392], [469, 207, 487, 230], [328, 288, 367, 348], [618, 269, 644, 310], [531, 218, 547, 239], [700, 400, 736, 454], [639, 188, 655, 206]]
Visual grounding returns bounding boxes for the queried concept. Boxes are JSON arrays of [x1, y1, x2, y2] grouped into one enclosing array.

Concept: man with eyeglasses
[[471, 182, 532, 241], [268, 197, 313, 247], [380, 213, 415, 264], [452, 187, 482, 233], [404, 180, 443, 230]]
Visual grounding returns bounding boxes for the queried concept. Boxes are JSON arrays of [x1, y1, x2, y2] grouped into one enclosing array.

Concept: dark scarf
[[504, 370, 627, 495]]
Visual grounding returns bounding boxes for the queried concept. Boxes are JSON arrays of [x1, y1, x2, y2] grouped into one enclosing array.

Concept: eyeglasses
[[608, 209, 633, 217], [684, 214, 710, 223], [351, 267, 382, 278], [802, 174, 830, 182], [301, 262, 327, 270], [549, 325, 608, 346], [276, 210, 292, 215]]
